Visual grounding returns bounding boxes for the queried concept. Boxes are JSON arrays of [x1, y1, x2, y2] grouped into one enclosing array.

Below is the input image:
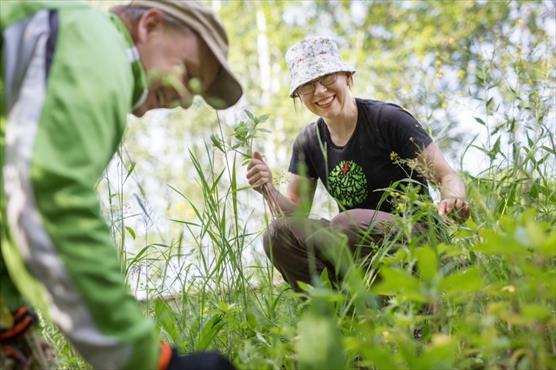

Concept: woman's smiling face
[[298, 72, 353, 120]]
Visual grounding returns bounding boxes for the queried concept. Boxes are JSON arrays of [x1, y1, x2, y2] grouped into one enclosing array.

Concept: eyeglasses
[[295, 73, 338, 96]]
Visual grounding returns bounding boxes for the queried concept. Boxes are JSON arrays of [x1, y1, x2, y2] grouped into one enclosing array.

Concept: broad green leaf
[[525, 220, 556, 257], [196, 313, 225, 350], [414, 335, 457, 370], [244, 110, 256, 122], [296, 303, 346, 370], [153, 299, 179, 344], [474, 116, 486, 126], [474, 229, 529, 257], [439, 267, 484, 298], [363, 346, 401, 370], [373, 268, 427, 302], [522, 304, 552, 322], [415, 246, 438, 283], [258, 113, 269, 123]]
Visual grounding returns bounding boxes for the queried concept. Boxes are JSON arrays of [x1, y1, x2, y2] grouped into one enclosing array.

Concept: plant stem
[[261, 183, 283, 219]]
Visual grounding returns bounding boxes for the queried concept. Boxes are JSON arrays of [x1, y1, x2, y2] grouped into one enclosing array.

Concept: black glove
[[167, 348, 236, 370]]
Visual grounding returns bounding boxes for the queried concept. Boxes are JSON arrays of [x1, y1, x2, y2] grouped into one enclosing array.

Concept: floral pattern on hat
[[285, 37, 356, 97]]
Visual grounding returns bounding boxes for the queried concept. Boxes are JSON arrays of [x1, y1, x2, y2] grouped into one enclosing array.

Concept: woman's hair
[[292, 95, 300, 111], [111, 5, 193, 35]]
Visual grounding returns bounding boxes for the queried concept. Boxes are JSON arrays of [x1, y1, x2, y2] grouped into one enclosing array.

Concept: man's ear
[[135, 9, 164, 44]]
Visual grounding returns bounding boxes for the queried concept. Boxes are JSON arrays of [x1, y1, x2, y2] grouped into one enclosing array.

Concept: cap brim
[[202, 64, 243, 109], [127, 0, 243, 109]]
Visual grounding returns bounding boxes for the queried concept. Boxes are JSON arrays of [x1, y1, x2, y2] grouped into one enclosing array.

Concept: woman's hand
[[438, 198, 470, 223], [246, 151, 273, 193], [417, 144, 470, 224]]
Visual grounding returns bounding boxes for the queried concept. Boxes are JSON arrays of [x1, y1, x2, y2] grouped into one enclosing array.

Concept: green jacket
[[0, 1, 159, 369]]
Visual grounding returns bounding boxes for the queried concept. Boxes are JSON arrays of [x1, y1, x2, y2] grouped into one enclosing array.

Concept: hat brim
[[202, 56, 243, 110], [128, 0, 243, 110]]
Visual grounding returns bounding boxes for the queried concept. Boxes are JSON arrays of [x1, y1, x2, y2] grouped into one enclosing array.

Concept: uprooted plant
[[212, 111, 283, 219]]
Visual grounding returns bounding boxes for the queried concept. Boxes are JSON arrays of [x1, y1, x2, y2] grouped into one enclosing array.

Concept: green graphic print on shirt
[[327, 160, 368, 208]]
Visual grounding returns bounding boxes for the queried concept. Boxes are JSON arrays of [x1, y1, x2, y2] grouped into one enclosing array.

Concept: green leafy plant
[[43, 2, 555, 369], [213, 110, 283, 219]]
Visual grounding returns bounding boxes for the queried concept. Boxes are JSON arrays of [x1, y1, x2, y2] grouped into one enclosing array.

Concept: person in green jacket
[[0, 1, 242, 369]]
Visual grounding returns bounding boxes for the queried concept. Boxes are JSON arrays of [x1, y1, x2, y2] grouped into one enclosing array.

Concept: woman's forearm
[[267, 186, 299, 215], [439, 172, 466, 200]]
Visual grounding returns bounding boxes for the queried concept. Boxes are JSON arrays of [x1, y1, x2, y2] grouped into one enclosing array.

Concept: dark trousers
[[263, 209, 397, 291]]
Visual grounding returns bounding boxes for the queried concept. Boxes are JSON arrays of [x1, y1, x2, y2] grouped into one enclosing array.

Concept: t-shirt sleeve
[[288, 128, 318, 178], [380, 103, 433, 159]]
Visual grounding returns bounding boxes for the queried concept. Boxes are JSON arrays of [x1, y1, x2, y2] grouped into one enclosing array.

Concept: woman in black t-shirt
[[246, 37, 469, 291]]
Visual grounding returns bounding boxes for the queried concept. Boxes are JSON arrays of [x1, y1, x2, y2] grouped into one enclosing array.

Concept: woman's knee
[[331, 209, 394, 232], [330, 209, 397, 247], [262, 218, 294, 259], [330, 213, 354, 232]]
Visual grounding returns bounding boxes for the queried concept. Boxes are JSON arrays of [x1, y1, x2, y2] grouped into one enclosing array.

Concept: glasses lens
[[297, 83, 314, 96], [321, 73, 337, 86], [296, 73, 337, 96]]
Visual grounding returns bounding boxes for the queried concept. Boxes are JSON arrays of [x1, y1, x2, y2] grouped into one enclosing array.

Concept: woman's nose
[[313, 81, 327, 95]]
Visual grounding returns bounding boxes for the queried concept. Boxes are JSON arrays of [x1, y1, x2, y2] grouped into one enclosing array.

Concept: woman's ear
[[347, 73, 354, 88]]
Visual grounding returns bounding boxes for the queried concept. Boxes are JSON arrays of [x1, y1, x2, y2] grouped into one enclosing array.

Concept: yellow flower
[[432, 334, 452, 346], [502, 285, 516, 293]]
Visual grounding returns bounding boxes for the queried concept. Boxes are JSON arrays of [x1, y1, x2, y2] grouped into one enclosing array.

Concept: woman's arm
[[281, 173, 317, 216], [246, 152, 317, 216], [417, 143, 470, 222]]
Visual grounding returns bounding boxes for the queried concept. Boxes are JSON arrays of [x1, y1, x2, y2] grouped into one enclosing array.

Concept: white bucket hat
[[285, 36, 356, 97]]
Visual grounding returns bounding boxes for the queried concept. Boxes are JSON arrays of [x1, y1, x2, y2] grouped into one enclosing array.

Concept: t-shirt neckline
[[319, 98, 362, 150]]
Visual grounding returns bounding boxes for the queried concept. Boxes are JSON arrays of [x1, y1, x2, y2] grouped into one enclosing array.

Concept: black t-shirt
[[288, 98, 433, 213]]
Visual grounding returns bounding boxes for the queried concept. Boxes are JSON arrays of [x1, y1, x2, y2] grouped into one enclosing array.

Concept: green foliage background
[[46, 1, 555, 369]]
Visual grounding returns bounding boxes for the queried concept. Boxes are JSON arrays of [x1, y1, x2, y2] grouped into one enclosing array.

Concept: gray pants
[[263, 209, 397, 291]]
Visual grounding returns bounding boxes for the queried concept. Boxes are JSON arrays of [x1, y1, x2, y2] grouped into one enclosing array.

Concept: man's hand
[[438, 198, 470, 223]]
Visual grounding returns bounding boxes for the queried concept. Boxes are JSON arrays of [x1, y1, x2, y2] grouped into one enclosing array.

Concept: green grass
[[46, 106, 555, 370], [44, 38, 555, 370]]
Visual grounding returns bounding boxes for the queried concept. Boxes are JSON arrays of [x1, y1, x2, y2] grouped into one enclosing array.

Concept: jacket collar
[[109, 14, 148, 111]]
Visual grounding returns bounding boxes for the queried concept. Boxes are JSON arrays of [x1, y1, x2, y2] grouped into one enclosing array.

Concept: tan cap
[[130, 0, 243, 109]]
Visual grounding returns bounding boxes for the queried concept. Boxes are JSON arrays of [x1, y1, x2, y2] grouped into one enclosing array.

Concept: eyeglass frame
[[294, 72, 339, 96]]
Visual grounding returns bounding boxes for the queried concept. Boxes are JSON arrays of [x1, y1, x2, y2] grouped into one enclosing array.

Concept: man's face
[[132, 10, 221, 117]]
